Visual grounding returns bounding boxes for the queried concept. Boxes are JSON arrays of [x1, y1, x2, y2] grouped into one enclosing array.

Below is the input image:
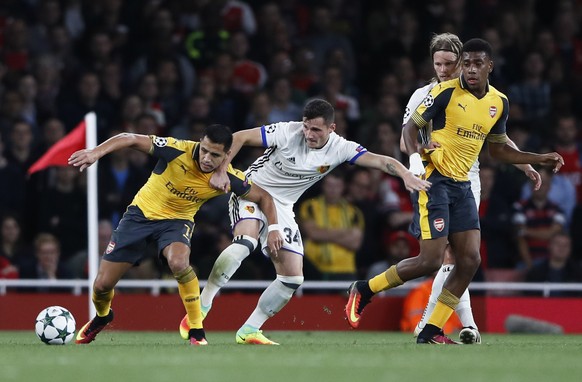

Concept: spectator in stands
[[99, 61, 124, 105], [513, 167, 567, 270], [134, 73, 166, 129], [289, 46, 318, 98], [245, 91, 274, 129], [0, 133, 26, 216], [552, 115, 582, 205], [345, 167, 381, 277], [299, 170, 364, 281], [306, 5, 355, 83], [220, 0, 257, 36], [155, 57, 188, 127], [57, 71, 114, 141], [5, 120, 41, 173], [117, 95, 145, 131], [17, 74, 39, 130], [2, 18, 31, 74], [520, 156, 576, 227], [526, 232, 582, 296], [229, 30, 268, 96], [39, 117, 66, 154], [20, 233, 72, 290], [169, 94, 211, 140], [508, 51, 552, 136], [311, 65, 360, 122], [37, 166, 87, 261], [212, 52, 249, 131], [31, 54, 64, 117], [366, 230, 416, 282], [268, 76, 302, 123], [0, 213, 33, 277], [28, 0, 62, 56], [0, 91, 26, 141]]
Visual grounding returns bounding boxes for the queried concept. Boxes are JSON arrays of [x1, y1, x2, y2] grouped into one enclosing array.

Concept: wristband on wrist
[[408, 152, 425, 175], [409, 152, 421, 162], [268, 224, 282, 233]]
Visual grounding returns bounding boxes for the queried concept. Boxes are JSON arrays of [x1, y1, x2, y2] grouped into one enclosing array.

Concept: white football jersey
[[246, 121, 367, 205], [403, 82, 435, 146], [403, 82, 480, 188]]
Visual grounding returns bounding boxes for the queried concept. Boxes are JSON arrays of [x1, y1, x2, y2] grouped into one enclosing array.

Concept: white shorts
[[469, 161, 481, 210], [229, 195, 304, 256]]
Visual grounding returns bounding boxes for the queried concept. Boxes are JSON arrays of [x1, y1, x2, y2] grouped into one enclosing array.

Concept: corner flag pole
[[85, 112, 98, 318]]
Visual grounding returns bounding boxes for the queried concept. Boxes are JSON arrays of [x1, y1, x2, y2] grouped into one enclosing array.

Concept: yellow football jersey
[[130, 136, 250, 221], [411, 76, 509, 181], [300, 197, 364, 274]]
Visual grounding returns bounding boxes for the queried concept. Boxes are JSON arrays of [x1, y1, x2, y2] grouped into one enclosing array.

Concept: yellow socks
[[92, 289, 114, 317], [368, 265, 403, 293], [427, 288, 460, 329], [175, 266, 202, 329]]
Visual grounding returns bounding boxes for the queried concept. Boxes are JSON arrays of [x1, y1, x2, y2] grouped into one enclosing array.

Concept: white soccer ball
[[35, 306, 76, 345]]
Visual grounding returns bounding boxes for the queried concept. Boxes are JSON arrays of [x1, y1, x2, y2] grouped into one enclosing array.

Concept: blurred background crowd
[[0, 0, 581, 293]]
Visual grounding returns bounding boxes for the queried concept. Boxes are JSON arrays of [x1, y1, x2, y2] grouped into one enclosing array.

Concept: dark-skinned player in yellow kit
[[345, 38, 564, 343], [68, 124, 283, 345]]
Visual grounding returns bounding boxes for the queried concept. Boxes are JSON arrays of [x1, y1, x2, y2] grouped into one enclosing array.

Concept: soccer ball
[[35, 306, 76, 345]]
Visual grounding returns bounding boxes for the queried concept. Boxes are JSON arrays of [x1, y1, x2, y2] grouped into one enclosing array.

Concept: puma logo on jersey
[[180, 164, 188, 174], [458, 103, 467, 112]]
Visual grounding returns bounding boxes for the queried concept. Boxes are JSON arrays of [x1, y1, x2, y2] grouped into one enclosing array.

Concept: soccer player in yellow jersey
[[345, 38, 564, 344], [401, 33, 541, 345], [68, 124, 283, 345]]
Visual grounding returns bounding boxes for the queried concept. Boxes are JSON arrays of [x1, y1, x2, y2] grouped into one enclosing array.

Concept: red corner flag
[[28, 120, 86, 175]]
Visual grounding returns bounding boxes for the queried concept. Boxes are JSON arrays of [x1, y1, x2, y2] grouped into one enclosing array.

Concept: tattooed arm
[[353, 151, 431, 192]]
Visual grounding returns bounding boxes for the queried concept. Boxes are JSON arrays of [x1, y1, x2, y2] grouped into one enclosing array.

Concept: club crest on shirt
[[317, 165, 330, 174], [245, 205, 255, 214], [106, 241, 116, 254], [489, 106, 497, 118], [433, 218, 445, 232]]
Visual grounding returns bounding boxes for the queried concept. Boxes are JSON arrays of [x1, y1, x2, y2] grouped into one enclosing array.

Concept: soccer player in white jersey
[[178, 98, 431, 344], [400, 33, 541, 344]]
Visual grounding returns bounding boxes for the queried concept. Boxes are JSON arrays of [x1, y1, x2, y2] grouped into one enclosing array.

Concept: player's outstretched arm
[[211, 127, 264, 192], [488, 142, 564, 173], [68, 133, 152, 172], [354, 151, 431, 192], [242, 183, 284, 255]]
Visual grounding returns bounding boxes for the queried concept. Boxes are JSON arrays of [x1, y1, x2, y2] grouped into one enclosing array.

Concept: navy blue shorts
[[409, 169, 480, 240], [103, 205, 194, 265]]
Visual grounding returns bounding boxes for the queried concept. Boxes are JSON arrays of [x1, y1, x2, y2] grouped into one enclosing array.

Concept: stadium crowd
[[0, 0, 581, 289]]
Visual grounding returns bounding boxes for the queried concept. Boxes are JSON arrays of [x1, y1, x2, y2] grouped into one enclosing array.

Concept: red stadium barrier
[[3, 293, 581, 333]]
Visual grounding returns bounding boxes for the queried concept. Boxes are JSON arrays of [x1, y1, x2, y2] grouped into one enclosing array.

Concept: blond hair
[[429, 32, 463, 63]]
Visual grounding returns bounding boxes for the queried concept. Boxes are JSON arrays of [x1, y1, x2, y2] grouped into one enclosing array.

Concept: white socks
[[244, 275, 303, 329], [416, 264, 477, 332], [200, 236, 257, 307]]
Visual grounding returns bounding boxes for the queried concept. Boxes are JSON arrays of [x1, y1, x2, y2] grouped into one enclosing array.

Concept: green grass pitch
[[1, 331, 581, 382]]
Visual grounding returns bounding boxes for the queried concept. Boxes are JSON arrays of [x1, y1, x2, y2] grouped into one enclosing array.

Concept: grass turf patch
[[1, 331, 581, 382]]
